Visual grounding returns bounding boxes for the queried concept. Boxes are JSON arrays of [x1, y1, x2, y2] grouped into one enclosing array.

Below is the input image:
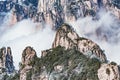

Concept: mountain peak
[[53, 23, 107, 62], [21, 46, 37, 65]]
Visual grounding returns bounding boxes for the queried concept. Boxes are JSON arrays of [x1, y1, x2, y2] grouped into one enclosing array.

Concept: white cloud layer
[[0, 9, 120, 70], [0, 18, 55, 70], [69, 11, 120, 64]]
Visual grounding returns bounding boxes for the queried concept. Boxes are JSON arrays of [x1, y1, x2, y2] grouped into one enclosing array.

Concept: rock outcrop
[[20, 46, 37, 80], [20, 46, 102, 80], [0, 47, 6, 74], [98, 62, 120, 80], [8, 22, 118, 80], [41, 24, 119, 80], [52, 23, 106, 62], [19, 24, 120, 80], [5, 47, 15, 74], [0, 47, 15, 74], [0, 47, 15, 80]]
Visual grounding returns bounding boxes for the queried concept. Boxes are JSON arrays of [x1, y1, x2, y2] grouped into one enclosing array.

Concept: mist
[[0, 8, 120, 70], [69, 10, 120, 64], [0, 16, 55, 69]]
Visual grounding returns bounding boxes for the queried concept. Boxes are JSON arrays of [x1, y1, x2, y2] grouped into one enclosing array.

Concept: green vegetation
[[26, 70, 33, 80], [2, 68, 6, 72], [2, 73, 20, 80], [19, 62, 25, 69], [0, 40, 102, 80], [2, 74, 9, 80], [77, 37, 88, 41], [10, 73, 20, 80], [1, 45, 101, 80], [58, 23, 74, 34], [26, 46, 101, 80], [110, 61, 117, 66]]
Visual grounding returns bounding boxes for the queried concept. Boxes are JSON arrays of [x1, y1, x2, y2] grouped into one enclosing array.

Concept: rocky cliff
[[5, 47, 15, 74], [0, 0, 120, 80], [0, 47, 6, 74], [0, 0, 120, 28], [19, 24, 120, 80], [20, 46, 37, 80], [37, 0, 120, 28], [52, 23, 106, 62], [0, 47, 15, 74], [0, 47, 15, 80], [98, 62, 120, 80]]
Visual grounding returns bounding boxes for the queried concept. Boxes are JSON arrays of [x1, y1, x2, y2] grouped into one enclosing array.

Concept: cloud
[[0, 18, 55, 70], [69, 10, 120, 64], [0, 8, 120, 70]]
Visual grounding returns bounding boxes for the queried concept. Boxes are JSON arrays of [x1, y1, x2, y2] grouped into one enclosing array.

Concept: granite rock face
[[98, 63, 120, 80], [37, 0, 120, 28], [0, 47, 15, 74], [19, 24, 120, 80], [20, 46, 37, 80], [0, 47, 15, 80], [0, 47, 6, 74], [0, 0, 120, 80], [5, 47, 15, 74], [52, 24, 107, 62], [0, 0, 120, 28]]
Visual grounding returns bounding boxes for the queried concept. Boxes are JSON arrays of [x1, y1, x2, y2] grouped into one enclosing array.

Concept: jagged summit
[[1, 23, 118, 80], [2, 21, 118, 80], [0, 47, 15, 80], [53, 23, 107, 62], [0, 47, 15, 74], [5, 47, 15, 74], [22, 46, 37, 65], [20, 46, 37, 80]]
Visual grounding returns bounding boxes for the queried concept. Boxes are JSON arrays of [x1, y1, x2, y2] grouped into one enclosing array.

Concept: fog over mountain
[[70, 10, 120, 64], [0, 0, 120, 80], [0, 6, 120, 69], [0, 17, 55, 69]]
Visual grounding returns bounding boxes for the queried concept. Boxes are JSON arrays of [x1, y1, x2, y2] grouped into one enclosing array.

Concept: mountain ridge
[[0, 0, 120, 80], [18, 23, 120, 80]]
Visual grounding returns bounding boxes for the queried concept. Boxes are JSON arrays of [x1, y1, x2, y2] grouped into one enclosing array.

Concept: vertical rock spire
[[0, 47, 6, 73], [20, 46, 37, 80], [5, 47, 15, 74]]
